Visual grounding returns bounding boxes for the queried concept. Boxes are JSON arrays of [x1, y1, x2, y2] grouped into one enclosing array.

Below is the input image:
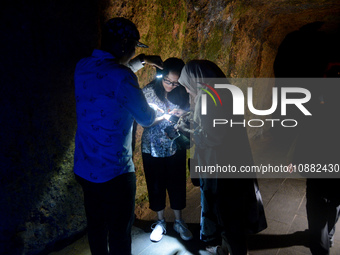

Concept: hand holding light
[[169, 108, 188, 117], [148, 103, 164, 113], [144, 55, 163, 70]]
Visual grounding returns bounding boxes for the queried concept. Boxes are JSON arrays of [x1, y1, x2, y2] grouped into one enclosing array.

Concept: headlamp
[[156, 67, 163, 79]]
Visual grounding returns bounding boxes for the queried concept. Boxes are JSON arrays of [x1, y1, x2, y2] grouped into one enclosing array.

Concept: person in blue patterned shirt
[[74, 17, 162, 255], [141, 58, 193, 242]]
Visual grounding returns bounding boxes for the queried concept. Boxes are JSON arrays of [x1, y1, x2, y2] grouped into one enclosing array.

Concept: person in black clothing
[[292, 63, 340, 255]]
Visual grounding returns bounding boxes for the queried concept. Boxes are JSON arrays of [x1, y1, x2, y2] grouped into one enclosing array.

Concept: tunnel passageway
[[269, 21, 340, 147]]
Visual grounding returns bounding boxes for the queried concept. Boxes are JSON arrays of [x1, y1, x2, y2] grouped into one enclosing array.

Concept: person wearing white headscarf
[[177, 60, 267, 255]]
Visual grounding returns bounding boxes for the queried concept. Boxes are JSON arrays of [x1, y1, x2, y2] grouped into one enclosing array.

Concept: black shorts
[[142, 149, 187, 211]]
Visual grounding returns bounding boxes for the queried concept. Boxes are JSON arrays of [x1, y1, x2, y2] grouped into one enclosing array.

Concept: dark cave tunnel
[[271, 21, 340, 147], [274, 21, 340, 79]]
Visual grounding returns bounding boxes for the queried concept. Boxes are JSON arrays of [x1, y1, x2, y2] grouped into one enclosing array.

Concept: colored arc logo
[[198, 82, 222, 106]]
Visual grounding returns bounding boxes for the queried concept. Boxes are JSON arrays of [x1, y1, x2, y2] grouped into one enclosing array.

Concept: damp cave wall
[[1, 1, 100, 254], [1, 0, 340, 254]]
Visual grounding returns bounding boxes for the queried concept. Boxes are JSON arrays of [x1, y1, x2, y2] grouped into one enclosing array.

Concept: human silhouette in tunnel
[[275, 21, 340, 255], [291, 63, 340, 255]]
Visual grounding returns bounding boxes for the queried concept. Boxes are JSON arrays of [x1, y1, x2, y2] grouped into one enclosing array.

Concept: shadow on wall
[[0, 1, 100, 254]]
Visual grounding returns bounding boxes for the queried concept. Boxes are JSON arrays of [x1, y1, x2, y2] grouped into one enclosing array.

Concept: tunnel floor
[[49, 137, 340, 255]]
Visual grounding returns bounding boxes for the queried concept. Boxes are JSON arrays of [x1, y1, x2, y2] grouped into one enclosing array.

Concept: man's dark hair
[[100, 17, 143, 54]]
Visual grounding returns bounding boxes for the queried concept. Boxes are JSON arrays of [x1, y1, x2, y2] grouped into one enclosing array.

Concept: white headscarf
[[178, 60, 226, 124]]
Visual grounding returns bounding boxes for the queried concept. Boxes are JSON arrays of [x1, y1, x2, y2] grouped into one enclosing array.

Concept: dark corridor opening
[[271, 21, 340, 147], [274, 21, 340, 78]]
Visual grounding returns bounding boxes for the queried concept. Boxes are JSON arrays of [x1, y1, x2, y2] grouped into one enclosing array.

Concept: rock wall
[[0, 0, 100, 254], [1, 0, 339, 254], [107, 0, 340, 138]]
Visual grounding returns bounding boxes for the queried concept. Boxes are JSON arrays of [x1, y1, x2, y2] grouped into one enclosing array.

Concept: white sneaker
[[173, 219, 193, 241], [206, 245, 229, 255], [150, 219, 166, 242]]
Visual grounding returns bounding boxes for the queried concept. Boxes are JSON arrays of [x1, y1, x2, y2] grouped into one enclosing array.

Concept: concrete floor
[[49, 178, 340, 255]]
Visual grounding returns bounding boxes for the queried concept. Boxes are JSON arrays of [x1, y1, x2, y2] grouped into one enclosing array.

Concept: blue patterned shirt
[[141, 83, 179, 157], [74, 49, 156, 183]]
